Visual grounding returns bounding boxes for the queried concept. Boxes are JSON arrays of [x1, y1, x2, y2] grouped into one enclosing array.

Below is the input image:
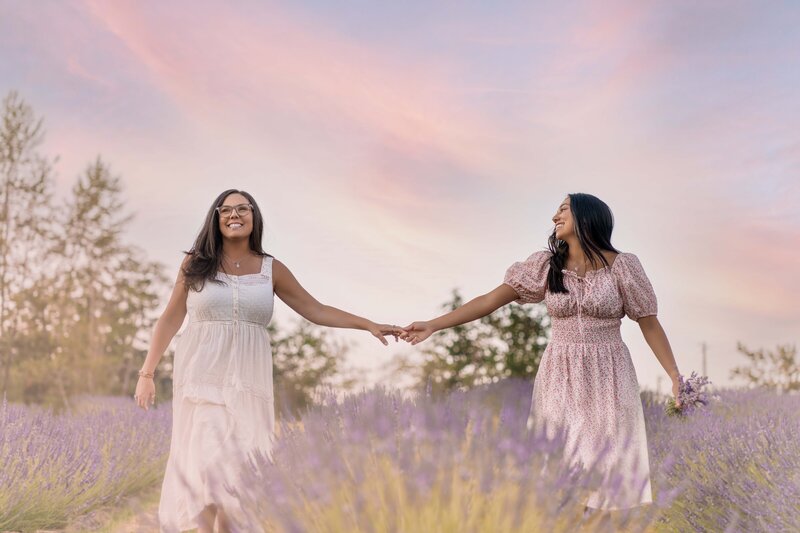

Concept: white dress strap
[[260, 255, 273, 278]]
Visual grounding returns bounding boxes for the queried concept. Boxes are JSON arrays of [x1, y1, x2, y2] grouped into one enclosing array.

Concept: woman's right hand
[[401, 321, 436, 345], [134, 377, 156, 411]]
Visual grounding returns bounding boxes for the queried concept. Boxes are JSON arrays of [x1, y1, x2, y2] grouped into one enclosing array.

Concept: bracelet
[[138, 369, 155, 379]]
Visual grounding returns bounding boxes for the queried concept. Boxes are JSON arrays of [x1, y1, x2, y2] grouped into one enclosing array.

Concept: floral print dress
[[503, 250, 657, 510]]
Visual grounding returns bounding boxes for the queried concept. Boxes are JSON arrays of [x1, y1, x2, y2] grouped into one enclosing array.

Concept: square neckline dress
[[503, 250, 656, 510], [158, 255, 275, 532]]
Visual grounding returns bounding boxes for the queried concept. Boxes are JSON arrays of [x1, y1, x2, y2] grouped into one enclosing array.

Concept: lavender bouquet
[[665, 371, 718, 417]]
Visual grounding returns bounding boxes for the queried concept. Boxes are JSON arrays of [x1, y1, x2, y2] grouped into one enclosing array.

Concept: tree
[[269, 319, 356, 416], [730, 342, 800, 392], [0, 91, 57, 394], [53, 157, 167, 397], [393, 289, 550, 392], [9, 157, 169, 407]]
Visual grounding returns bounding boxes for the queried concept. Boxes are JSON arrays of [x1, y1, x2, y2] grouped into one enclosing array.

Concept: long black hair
[[182, 189, 271, 292], [547, 193, 620, 293]]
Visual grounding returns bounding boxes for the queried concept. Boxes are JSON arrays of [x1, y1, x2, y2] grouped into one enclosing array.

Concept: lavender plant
[[0, 394, 171, 531], [647, 386, 800, 531], [227, 381, 668, 532], [5, 380, 798, 533]]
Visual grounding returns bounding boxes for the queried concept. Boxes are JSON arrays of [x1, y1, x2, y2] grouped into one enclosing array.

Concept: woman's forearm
[[639, 316, 680, 380], [141, 316, 184, 374], [307, 305, 372, 330], [429, 294, 498, 332]]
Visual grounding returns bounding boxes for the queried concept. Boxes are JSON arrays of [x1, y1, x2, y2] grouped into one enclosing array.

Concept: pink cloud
[[79, 1, 502, 189]]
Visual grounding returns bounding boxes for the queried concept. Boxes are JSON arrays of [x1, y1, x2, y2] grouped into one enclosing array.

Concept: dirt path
[[63, 487, 162, 533]]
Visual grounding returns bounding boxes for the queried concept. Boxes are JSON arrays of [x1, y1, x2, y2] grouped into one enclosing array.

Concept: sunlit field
[[0, 396, 171, 532], [2, 382, 798, 532]]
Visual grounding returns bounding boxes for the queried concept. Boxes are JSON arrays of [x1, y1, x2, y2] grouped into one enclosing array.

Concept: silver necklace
[[567, 258, 589, 276], [223, 252, 248, 268]]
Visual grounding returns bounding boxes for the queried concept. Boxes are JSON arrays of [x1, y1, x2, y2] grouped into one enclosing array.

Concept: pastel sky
[[2, 0, 798, 393]]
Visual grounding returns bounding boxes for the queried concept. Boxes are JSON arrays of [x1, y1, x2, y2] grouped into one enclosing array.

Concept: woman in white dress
[[134, 189, 402, 533]]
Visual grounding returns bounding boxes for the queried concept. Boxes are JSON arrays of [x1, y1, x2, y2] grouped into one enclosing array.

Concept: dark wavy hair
[[181, 189, 272, 292], [547, 193, 620, 294]]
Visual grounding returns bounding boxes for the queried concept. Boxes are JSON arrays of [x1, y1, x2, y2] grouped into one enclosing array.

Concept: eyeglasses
[[216, 203, 254, 218]]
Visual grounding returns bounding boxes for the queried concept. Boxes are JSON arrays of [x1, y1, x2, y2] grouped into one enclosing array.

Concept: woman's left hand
[[367, 323, 403, 345]]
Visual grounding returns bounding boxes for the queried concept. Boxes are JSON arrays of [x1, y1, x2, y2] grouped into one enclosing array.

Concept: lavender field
[[0, 396, 171, 532], [2, 382, 799, 532]]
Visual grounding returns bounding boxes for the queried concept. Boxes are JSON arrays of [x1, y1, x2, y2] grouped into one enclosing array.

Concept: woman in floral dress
[[401, 193, 682, 514]]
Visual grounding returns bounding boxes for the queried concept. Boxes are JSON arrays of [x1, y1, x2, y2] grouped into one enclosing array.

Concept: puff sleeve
[[503, 250, 551, 304], [614, 253, 658, 321]]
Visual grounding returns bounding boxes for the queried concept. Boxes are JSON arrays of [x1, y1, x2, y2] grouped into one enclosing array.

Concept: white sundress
[[158, 255, 275, 532]]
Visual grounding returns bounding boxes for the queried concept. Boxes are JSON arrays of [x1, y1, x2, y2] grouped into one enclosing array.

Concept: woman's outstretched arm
[[273, 259, 401, 345], [401, 284, 520, 345]]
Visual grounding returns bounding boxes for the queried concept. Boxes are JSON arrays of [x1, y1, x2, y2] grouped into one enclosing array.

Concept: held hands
[[366, 320, 436, 346], [399, 321, 436, 345], [367, 322, 404, 345]]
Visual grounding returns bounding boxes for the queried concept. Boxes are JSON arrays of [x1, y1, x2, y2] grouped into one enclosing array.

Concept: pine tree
[[0, 91, 56, 395], [48, 157, 168, 399]]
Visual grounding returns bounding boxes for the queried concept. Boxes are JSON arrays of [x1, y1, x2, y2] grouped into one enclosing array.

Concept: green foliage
[[51, 158, 168, 401], [270, 319, 355, 416], [396, 289, 550, 393], [0, 90, 56, 395], [0, 92, 169, 409], [11, 158, 170, 409], [730, 342, 800, 392]]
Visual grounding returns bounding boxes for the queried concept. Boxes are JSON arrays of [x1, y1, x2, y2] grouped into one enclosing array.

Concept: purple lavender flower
[[665, 371, 719, 417], [0, 395, 171, 531]]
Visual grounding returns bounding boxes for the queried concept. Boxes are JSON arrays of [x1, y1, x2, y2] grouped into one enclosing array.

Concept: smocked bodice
[[186, 256, 274, 327], [504, 251, 658, 345]]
